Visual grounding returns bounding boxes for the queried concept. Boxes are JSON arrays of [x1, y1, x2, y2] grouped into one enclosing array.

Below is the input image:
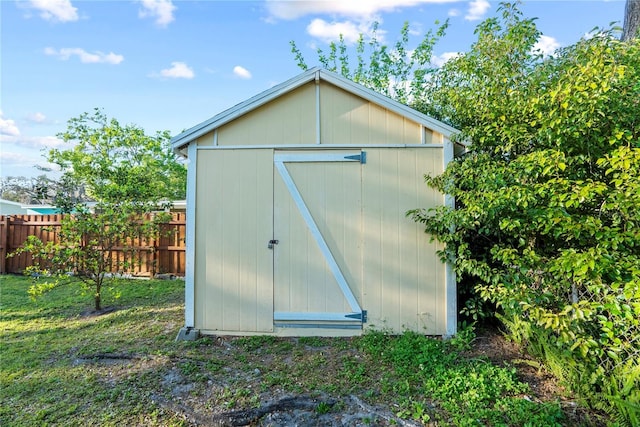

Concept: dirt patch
[[79, 306, 118, 317], [136, 336, 426, 426], [85, 330, 607, 426], [73, 352, 141, 366], [151, 387, 419, 427]]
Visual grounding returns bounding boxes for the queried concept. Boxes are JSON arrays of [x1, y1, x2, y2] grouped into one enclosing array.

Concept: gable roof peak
[[171, 67, 458, 152]]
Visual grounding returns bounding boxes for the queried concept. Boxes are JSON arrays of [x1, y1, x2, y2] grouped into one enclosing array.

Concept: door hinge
[[344, 152, 366, 164], [345, 310, 367, 322]]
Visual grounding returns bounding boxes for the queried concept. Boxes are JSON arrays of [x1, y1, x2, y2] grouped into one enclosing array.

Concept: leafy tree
[[291, 20, 449, 105], [293, 3, 640, 424], [49, 108, 186, 207], [416, 9, 639, 424], [12, 110, 183, 311], [14, 204, 168, 311], [0, 174, 84, 205]]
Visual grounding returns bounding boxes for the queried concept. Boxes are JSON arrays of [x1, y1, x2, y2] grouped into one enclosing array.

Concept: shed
[[171, 67, 459, 338]]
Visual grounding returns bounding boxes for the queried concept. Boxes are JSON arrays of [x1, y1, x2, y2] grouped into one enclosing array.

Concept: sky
[[0, 0, 627, 179]]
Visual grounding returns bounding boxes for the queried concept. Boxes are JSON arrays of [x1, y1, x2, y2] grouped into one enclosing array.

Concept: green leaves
[[49, 108, 186, 207], [292, 4, 639, 423], [291, 19, 447, 106], [408, 7, 640, 424], [13, 207, 169, 311]]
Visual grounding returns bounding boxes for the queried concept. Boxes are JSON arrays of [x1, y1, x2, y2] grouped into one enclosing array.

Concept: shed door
[[273, 151, 366, 328]]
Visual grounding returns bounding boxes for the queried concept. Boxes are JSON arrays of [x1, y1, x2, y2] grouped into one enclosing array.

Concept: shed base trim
[[274, 322, 362, 330]]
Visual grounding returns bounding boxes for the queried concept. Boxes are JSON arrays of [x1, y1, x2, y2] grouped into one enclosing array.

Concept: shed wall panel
[[195, 149, 274, 332], [215, 83, 316, 146], [362, 148, 446, 334], [196, 132, 216, 147], [319, 83, 422, 145]]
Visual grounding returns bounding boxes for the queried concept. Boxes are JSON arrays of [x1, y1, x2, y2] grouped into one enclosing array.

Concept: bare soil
[[77, 327, 607, 426]]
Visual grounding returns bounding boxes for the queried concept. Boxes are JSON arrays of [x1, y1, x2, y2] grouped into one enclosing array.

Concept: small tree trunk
[[95, 281, 102, 311], [622, 0, 640, 42]]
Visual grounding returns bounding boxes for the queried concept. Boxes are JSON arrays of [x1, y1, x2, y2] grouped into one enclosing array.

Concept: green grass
[[357, 330, 566, 425], [1, 275, 186, 426], [1, 274, 570, 426]]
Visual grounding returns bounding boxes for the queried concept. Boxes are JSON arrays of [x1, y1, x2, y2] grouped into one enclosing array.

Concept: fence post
[[151, 212, 158, 277], [0, 215, 7, 274]]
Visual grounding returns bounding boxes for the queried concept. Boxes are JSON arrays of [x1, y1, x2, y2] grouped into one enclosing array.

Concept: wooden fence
[[0, 213, 186, 276]]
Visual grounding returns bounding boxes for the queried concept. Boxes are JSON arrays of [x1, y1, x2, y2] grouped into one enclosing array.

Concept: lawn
[[0, 274, 601, 426]]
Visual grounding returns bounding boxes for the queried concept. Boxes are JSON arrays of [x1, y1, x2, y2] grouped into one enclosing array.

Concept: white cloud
[[0, 151, 59, 175], [307, 18, 385, 44], [0, 151, 37, 167], [44, 47, 124, 64], [534, 35, 561, 57], [139, 0, 176, 27], [233, 66, 252, 80], [307, 19, 362, 44], [0, 113, 63, 176], [583, 30, 604, 40], [26, 112, 47, 124], [0, 134, 65, 150], [265, 0, 458, 43], [431, 51, 460, 67], [265, 0, 454, 44], [448, 8, 460, 17], [25, 0, 78, 22], [0, 112, 20, 137], [265, 0, 456, 21], [408, 22, 422, 36], [159, 62, 195, 79], [465, 0, 490, 21]]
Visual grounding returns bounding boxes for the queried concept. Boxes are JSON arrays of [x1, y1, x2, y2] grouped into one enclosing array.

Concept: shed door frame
[[273, 151, 366, 325]]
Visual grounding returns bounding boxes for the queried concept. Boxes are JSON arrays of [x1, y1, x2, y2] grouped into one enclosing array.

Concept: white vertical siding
[[195, 149, 274, 332], [184, 142, 197, 327], [216, 83, 316, 146], [320, 83, 422, 145], [362, 148, 446, 334]]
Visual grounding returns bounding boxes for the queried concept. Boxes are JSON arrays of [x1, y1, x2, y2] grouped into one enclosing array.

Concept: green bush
[[410, 10, 640, 425], [291, 3, 639, 423]]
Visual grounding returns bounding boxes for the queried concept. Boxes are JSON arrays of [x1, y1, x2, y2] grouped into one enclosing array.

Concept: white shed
[[172, 67, 459, 338]]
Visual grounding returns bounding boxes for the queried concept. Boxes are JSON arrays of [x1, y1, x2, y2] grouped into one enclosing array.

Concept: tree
[[623, 0, 640, 41], [290, 20, 449, 105], [12, 110, 184, 311], [15, 203, 169, 311], [410, 10, 640, 425], [292, 3, 640, 423], [0, 174, 84, 205], [49, 108, 186, 208]]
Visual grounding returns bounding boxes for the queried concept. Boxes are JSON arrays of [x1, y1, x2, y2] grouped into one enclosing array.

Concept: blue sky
[[0, 0, 626, 178]]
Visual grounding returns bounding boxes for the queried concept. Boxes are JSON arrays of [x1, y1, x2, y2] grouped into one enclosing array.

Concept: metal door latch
[[267, 239, 279, 249]]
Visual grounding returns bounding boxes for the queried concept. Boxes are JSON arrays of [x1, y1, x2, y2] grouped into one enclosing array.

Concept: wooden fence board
[[0, 213, 186, 276], [0, 216, 7, 274]]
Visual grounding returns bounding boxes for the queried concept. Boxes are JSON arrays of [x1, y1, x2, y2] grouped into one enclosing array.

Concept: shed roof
[[170, 67, 459, 152]]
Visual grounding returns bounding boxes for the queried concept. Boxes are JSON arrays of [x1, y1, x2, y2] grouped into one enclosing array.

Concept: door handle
[[268, 239, 279, 249]]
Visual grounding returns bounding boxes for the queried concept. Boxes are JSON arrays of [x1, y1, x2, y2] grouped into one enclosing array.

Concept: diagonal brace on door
[[274, 154, 363, 314]]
